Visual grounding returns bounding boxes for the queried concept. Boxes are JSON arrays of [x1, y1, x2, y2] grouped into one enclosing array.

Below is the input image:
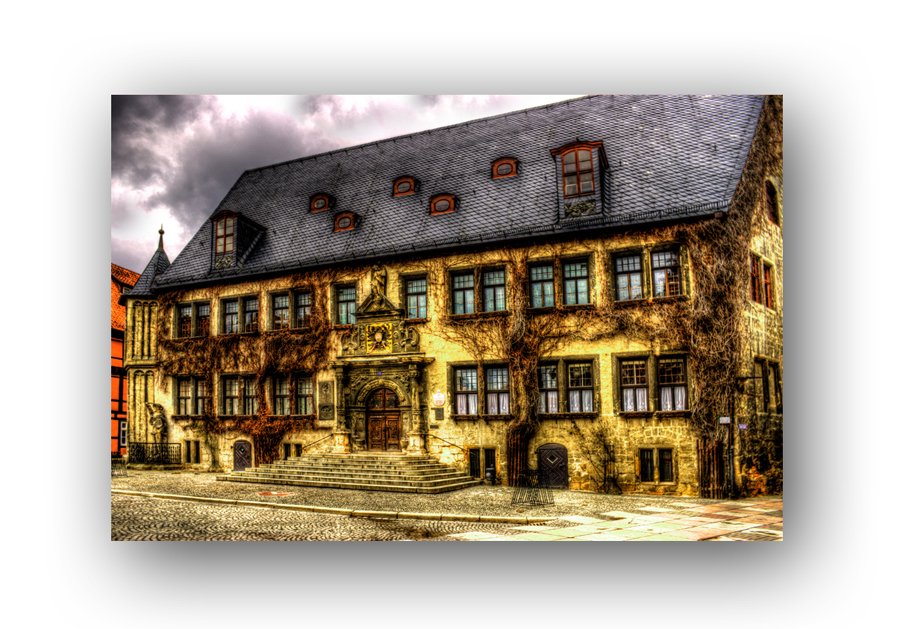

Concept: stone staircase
[[216, 453, 482, 494]]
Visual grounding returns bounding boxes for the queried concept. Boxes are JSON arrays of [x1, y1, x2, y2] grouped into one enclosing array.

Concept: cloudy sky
[[111, 95, 580, 273]]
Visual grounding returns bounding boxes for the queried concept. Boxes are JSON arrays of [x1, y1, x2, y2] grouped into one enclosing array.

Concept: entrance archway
[[367, 388, 401, 451]]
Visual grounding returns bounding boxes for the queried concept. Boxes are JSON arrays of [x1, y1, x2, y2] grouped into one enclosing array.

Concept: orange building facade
[[112, 264, 140, 455]]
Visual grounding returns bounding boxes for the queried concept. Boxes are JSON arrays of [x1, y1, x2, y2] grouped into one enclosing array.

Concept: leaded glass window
[[224, 378, 240, 415], [455, 368, 478, 415], [337, 286, 356, 325], [296, 292, 312, 327], [452, 273, 475, 314], [223, 300, 239, 334], [567, 363, 593, 412], [483, 270, 506, 312], [658, 358, 687, 411], [615, 255, 643, 301], [651, 251, 681, 297], [296, 377, 313, 415], [273, 295, 290, 330], [406, 278, 427, 319], [486, 367, 510, 415], [563, 260, 589, 305], [621, 359, 648, 411], [243, 298, 259, 333], [538, 365, 559, 413], [274, 377, 290, 415], [530, 265, 554, 307], [243, 379, 258, 415]]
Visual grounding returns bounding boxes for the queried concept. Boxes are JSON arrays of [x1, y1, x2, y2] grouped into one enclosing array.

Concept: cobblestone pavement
[[111, 471, 783, 541]]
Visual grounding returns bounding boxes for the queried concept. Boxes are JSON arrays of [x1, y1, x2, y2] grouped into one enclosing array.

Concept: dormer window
[[393, 177, 416, 197], [492, 158, 518, 179], [310, 194, 331, 212], [562, 149, 594, 197], [430, 194, 456, 215], [334, 212, 356, 232], [550, 141, 609, 200], [215, 215, 235, 254]]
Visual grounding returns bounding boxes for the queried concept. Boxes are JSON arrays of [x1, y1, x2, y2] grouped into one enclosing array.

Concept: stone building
[[119, 95, 783, 497]]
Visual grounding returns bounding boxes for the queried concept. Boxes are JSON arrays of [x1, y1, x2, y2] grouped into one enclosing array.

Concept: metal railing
[[128, 442, 182, 465], [511, 471, 555, 506], [428, 435, 466, 452]]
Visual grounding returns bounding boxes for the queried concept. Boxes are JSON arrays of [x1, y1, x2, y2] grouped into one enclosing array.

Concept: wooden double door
[[367, 388, 401, 451]]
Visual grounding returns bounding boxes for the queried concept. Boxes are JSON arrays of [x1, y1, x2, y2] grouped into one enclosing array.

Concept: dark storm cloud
[[111, 95, 217, 188], [145, 107, 340, 231]]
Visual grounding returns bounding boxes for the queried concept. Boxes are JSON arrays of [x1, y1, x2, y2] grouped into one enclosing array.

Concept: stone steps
[[216, 453, 481, 494]]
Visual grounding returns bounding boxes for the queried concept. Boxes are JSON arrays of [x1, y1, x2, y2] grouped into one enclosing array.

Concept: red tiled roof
[[112, 264, 140, 286], [111, 264, 139, 331]]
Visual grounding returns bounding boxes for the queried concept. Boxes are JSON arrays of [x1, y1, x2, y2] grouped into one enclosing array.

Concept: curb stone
[[111, 490, 537, 524]]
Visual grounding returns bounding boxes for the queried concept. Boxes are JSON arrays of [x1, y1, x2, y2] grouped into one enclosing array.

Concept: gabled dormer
[[210, 210, 266, 271], [550, 141, 609, 219]]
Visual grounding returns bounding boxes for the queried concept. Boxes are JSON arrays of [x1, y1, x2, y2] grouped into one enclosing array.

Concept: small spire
[[157, 224, 165, 251]]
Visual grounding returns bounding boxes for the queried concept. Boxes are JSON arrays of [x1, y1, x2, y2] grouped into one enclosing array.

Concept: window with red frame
[[492, 158, 517, 179], [215, 216, 234, 254], [562, 148, 594, 197], [430, 195, 455, 215], [311, 194, 330, 212], [763, 263, 774, 308], [393, 178, 415, 197], [334, 213, 355, 232]]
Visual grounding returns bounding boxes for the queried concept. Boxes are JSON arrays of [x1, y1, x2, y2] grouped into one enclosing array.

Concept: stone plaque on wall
[[320, 405, 334, 421], [434, 408, 444, 421], [319, 381, 333, 405]]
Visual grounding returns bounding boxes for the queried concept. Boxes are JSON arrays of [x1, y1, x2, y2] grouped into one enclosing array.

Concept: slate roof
[[154, 95, 765, 290], [127, 241, 170, 299], [111, 264, 140, 330]]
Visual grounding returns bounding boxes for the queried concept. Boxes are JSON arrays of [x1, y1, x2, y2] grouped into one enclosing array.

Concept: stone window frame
[[754, 357, 782, 414], [749, 252, 776, 311], [446, 360, 513, 421], [218, 373, 258, 417], [332, 282, 358, 327], [636, 446, 677, 484], [611, 351, 692, 417], [609, 244, 690, 305], [267, 372, 316, 418], [173, 300, 211, 339], [174, 375, 207, 416], [219, 294, 261, 335], [764, 179, 781, 227], [536, 354, 601, 418], [446, 264, 510, 318], [268, 288, 314, 331], [398, 271, 429, 322], [528, 253, 597, 311]]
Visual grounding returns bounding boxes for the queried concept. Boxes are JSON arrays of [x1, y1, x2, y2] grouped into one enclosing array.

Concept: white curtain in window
[[582, 390, 593, 412], [674, 386, 686, 410], [623, 390, 634, 412], [661, 387, 673, 411], [636, 388, 648, 411], [570, 390, 581, 412]]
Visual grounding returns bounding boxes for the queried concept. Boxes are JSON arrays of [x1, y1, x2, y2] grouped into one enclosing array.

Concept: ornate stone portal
[[331, 267, 432, 455]]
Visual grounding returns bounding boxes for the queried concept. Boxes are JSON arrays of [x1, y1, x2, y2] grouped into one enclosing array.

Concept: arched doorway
[[367, 388, 401, 451], [233, 440, 252, 471], [537, 443, 568, 488]]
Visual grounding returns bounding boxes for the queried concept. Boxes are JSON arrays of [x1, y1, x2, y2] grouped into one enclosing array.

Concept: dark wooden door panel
[[538, 444, 568, 488], [234, 440, 252, 471]]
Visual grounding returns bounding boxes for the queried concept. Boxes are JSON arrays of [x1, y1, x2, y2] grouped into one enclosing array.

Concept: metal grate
[[128, 443, 182, 465], [511, 470, 555, 507]]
